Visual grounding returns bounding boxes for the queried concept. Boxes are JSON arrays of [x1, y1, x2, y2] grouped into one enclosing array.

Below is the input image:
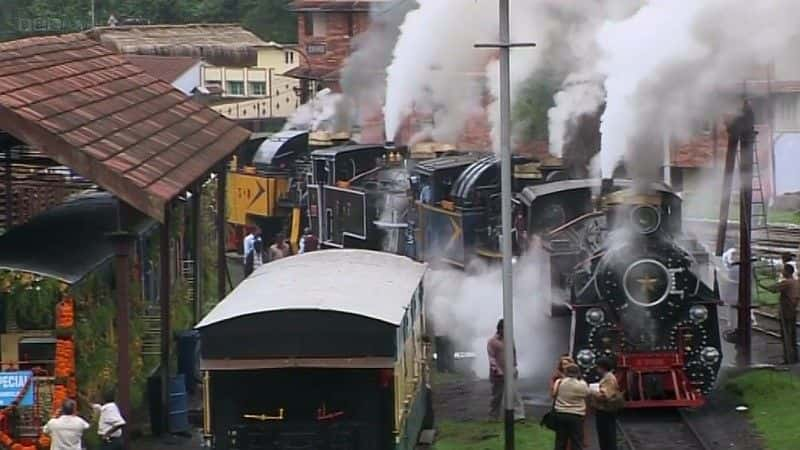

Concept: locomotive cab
[[308, 145, 411, 254]]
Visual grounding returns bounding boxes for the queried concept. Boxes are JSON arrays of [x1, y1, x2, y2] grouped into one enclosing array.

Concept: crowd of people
[[242, 226, 319, 277], [487, 321, 624, 450]]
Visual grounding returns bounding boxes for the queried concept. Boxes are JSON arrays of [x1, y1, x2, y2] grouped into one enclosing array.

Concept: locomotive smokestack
[[601, 177, 614, 197], [385, 140, 396, 150]]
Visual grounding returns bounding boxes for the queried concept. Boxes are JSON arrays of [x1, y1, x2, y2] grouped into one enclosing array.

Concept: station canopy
[[0, 33, 250, 221]]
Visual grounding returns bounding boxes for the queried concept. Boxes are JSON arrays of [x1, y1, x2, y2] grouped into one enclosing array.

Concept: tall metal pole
[[498, 1, 515, 448], [474, 5, 535, 449]]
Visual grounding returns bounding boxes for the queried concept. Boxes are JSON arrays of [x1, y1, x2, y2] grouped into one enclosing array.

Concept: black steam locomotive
[[526, 179, 721, 407], [300, 142, 721, 408]]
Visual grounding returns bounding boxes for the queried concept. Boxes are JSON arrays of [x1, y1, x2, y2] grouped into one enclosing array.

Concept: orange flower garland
[[0, 297, 76, 449]]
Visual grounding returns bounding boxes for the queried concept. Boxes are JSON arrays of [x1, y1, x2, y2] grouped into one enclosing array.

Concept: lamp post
[[475, 2, 535, 448]]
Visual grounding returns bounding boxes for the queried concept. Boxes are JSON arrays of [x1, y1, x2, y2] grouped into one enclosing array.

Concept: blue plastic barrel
[[168, 374, 190, 433]]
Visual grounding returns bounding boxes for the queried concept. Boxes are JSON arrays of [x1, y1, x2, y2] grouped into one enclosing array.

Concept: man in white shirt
[[43, 399, 90, 450], [243, 226, 261, 277], [92, 390, 126, 450]]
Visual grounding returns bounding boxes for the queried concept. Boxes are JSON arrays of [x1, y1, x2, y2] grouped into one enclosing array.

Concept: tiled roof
[[0, 33, 250, 221], [125, 54, 201, 83]]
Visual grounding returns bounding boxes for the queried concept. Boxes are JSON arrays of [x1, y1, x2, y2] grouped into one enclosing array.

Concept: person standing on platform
[[243, 226, 261, 277], [552, 364, 589, 450], [759, 264, 799, 364], [299, 227, 319, 254], [487, 319, 525, 422], [269, 233, 291, 261], [43, 399, 90, 450], [591, 358, 623, 450], [92, 389, 126, 450]]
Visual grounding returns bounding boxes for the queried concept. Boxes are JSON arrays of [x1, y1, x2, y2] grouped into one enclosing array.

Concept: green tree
[[513, 69, 560, 142]]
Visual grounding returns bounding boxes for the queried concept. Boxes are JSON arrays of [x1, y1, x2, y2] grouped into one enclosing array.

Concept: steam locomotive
[[526, 179, 721, 407], [237, 134, 721, 408]]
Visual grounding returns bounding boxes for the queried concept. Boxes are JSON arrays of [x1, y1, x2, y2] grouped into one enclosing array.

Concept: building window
[[776, 94, 799, 129], [347, 13, 354, 37], [285, 51, 295, 65], [249, 82, 266, 96], [312, 13, 327, 37], [226, 81, 244, 96], [304, 12, 313, 36]]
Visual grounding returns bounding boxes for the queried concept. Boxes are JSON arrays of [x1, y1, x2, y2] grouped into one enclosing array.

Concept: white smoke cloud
[[595, 0, 800, 180], [424, 241, 560, 379], [547, 76, 605, 157], [339, 0, 419, 138], [282, 89, 347, 133], [383, 0, 496, 143]]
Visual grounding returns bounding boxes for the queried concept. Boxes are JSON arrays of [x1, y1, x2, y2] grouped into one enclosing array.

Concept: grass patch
[[434, 420, 554, 450], [727, 370, 800, 450], [684, 203, 800, 225]]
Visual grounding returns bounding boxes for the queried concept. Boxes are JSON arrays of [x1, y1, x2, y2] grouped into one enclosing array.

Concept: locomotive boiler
[[528, 179, 721, 407]]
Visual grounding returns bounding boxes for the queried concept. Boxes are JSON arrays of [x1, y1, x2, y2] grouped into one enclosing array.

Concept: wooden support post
[[217, 165, 227, 301], [737, 103, 756, 366], [191, 184, 202, 323], [108, 227, 134, 450], [160, 205, 172, 433], [715, 124, 738, 257], [4, 147, 12, 231]]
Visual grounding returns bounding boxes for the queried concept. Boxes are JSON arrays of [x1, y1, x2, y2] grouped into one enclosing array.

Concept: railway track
[[618, 409, 711, 450], [684, 219, 800, 257], [752, 309, 800, 339]]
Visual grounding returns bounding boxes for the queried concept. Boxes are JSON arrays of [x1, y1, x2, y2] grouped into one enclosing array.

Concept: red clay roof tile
[[0, 33, 249, 221]]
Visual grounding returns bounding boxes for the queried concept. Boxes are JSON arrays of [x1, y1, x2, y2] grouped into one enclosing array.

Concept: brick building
[[287, 0, 388, 101]]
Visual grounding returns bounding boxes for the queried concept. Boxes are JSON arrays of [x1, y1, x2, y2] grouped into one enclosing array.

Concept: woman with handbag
[[591, 358, 624, 450], [550, 364, 589, 450]]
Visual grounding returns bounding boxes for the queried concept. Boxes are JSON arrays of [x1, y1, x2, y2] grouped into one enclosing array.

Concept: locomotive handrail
[[548, 211, 604, 237], [348, 166, 382, 184]]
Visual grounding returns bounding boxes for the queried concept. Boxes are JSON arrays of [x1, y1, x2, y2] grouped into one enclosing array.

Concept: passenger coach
[[196, 250, 431, 450]]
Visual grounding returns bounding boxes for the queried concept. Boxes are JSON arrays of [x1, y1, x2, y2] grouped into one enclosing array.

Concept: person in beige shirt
[[552, 364, 590, 450], [592, 358, 622, 450]]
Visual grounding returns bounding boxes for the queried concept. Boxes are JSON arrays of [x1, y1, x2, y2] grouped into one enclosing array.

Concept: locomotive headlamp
[[576, 349, 596, 368], [630, 205, 661, 235], [700, 347, 720, 365], [689, 305, 709, 323], [585, 308, 605, 326]]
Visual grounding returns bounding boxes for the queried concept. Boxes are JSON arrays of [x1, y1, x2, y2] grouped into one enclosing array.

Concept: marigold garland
[[0, 297, 75, 449]]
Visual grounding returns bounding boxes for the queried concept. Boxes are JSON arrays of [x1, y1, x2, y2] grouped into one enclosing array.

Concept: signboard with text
[[0, 371, 34, 406]]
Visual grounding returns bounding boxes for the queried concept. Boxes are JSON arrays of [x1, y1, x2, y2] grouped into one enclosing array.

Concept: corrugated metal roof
[[0, 192, 155, 284], [0, 33, 250, 221], [253, 130, 309, 165], [196, 249, 427, 328]]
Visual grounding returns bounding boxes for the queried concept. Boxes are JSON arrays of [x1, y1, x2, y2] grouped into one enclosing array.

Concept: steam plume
[[425, 241, 562, 379], [384, 0, 495, 143], [339, 0, 419, 137], [596, 0, 800, 180]]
